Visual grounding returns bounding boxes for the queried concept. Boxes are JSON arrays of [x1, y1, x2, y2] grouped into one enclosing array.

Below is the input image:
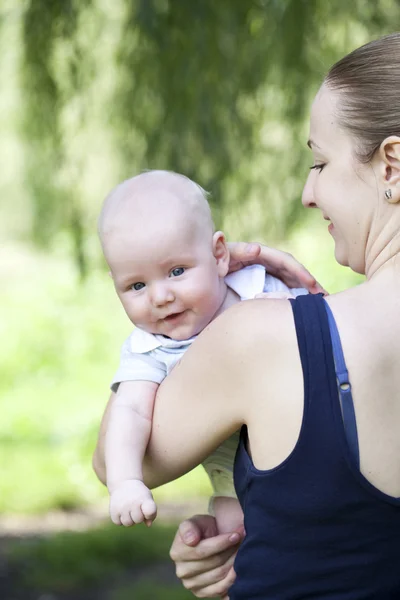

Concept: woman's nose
[[302, 173, 317, 208], [150, 283, 174, 307]]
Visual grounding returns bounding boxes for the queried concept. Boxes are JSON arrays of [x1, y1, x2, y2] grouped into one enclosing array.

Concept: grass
[[8, 523, 172, 591], [6, 521, 213, 598], [111, 583, 195, 600]]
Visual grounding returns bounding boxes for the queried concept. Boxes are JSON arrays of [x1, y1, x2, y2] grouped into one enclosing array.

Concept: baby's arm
[[106, 380, 159, 527]]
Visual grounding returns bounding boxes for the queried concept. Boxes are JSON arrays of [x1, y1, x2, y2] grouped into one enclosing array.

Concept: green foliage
[[8, 0, 398, 275], [7, 522, 185, 594], [111, 583, 195, 600], [0, 242, 212, 514], [21, 0, 77, 245], [6, 523, 210, 598]]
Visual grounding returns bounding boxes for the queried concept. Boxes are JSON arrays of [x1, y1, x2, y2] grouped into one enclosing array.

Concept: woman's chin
[[334, 244, 349, 269], [334, 246, 365, 274]]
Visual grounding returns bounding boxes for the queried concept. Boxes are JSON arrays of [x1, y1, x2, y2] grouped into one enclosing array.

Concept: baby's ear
[[212, 231, 230, 277]]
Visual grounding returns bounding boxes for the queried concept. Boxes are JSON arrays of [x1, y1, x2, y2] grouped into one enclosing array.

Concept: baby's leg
[[212, 496, 244, 535]]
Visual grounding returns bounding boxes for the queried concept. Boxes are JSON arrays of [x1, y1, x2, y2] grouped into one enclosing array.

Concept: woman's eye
[[131, 282, 145, 291], [170, 267, 185, 277], [309, 163, 326, 173]]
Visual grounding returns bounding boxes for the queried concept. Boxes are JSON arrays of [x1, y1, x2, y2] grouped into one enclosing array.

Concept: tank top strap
[[289, 293, 360, 468], [323, 300, 360, 468]]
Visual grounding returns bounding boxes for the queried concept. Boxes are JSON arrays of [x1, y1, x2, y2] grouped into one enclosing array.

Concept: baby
[[98, 170, 306, 532]]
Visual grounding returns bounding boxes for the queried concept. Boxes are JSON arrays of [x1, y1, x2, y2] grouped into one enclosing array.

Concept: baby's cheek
[[184, 276, 220, 313], [202, 289, 222, 315], [126, 298, 146, 323]]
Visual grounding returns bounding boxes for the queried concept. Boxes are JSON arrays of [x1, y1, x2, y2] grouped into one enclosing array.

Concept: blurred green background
[[1, 1, 396, 598]]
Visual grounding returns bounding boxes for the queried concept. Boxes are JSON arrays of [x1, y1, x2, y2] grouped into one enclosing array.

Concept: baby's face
[[107, 225, 227, 341]]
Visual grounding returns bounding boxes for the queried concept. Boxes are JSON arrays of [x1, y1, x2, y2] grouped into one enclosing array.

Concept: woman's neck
[[365, 220, 400, 280], [365, 251, 400, 283], [359, 254, 400, 310]]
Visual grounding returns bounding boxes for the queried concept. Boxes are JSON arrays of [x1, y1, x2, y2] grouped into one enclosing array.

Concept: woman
[[94, 33, 400, 598]]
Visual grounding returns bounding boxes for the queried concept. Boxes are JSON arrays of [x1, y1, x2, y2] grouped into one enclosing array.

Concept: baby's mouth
[[163, 310, 186, 322]]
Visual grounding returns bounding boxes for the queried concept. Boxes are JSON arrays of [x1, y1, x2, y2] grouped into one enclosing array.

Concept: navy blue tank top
[[230, 293, 400, 599]]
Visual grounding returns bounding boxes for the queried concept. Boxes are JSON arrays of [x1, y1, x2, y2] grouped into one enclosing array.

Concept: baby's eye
[[131, 282, 145, 291], [170, 267, 185, 277]]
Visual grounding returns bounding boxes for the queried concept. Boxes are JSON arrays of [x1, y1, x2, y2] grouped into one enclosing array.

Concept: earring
[[384, 189, 393, 200]]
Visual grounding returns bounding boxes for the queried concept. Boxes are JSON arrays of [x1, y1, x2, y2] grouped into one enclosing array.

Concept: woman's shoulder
[[205, 298, 305, 461], [199, 297, 300, 369]]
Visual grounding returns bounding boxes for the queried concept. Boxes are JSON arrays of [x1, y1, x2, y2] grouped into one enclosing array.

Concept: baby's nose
[[150, 283, 174, 307]]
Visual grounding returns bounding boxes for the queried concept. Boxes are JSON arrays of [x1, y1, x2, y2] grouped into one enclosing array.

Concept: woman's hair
[[325, 32, 400, 162]]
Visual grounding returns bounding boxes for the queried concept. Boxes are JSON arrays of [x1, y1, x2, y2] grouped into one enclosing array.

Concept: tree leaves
[[17, 0, 397, 275]]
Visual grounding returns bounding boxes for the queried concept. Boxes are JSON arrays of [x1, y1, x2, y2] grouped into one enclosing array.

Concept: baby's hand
[[255, 291, 295, 300], [109, 479, 157, 527]]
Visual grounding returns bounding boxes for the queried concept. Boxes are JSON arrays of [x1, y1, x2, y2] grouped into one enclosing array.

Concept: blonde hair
[[98, 170, 214, 244]]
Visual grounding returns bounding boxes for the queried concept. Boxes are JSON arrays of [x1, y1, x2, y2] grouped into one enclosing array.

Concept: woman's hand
[[170, 514, 244, 598], [227, 242, 327, 295]]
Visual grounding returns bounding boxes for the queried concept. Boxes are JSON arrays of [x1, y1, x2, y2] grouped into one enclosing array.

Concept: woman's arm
[[93, 304, 249, 489], [94, 298, 296, 490], [142, 298, 296, 489], [141, 304, 248, 488], [92, 316, 245, 490]]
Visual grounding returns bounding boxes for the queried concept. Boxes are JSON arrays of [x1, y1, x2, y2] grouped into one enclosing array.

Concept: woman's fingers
[[171, 529, 241, 567], [226, 242, 261, 272], [175, 543, 239, 579], [179, 552, 237, 588], [256, 246, 327, 293], [187, 565, 237, 598], [170, 515, 243, 597], [227, 242, 328, 295]]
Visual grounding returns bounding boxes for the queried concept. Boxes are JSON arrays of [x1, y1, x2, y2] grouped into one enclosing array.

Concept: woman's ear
[[212, 231, 230, 277], [379, 136, 400, 204]]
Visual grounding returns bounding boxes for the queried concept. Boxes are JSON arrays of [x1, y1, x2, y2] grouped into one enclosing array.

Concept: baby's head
[[98, 170, 230, 340]]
